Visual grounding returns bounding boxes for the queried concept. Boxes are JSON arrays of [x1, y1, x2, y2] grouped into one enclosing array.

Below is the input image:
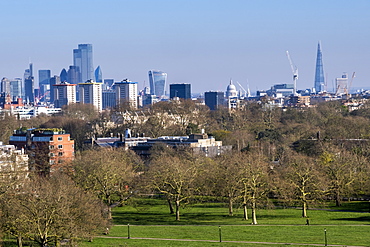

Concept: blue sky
[[1, 0, 369, 94]]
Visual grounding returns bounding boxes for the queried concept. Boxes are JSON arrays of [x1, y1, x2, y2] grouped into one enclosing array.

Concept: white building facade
[[78, 80, 102, 111], [115, 79, 138, 109], [53, 82, 76, 108]]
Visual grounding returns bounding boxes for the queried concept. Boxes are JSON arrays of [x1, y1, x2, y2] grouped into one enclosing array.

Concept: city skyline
[[0, 0, 369, 94]]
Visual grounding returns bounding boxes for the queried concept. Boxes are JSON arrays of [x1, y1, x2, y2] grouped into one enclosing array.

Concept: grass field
[[78, 198, 370, 247], [4, 198, 370, 246]]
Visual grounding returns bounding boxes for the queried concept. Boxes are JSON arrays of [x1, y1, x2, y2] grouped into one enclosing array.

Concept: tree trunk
[[251, 199, 257, 225], [175, 200, 180, 221], [167, 197, 174, 214], [40, 239, 48, 247], [55, 238, 60, 247], [17, 235, 22, 247], [228, 196, 233, 216], [107, 206, 112, 219], [335, 189, 341, 207], [243, 203, 248, 220], [302, 200, 307, 218], [251, 191, 258, 225]]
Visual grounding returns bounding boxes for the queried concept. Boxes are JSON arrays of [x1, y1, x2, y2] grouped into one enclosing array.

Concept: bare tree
[[212, 153, 243, 217], [238, 151, 270, 224], [277, 152, 325, 218], [145, 147, 206, 221], [0, 173, 107, 247], [73, 148, 140, 219], [320, 146, 364, 206]]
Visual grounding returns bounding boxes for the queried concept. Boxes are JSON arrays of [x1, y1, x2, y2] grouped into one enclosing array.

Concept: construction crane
[[345, 72, 356, 98], [236, 81, 248, 98], [286, 51, 298, 96]]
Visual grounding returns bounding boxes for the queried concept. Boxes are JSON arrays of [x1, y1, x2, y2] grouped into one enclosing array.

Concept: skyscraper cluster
[[0, 41, 338, 112]]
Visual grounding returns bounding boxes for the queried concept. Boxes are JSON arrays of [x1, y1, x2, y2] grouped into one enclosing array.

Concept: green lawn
[[105, 225, 370, 245], [112, 198, 370, 225], [77, 198, 370, 247], [6, 198, 370, 246]]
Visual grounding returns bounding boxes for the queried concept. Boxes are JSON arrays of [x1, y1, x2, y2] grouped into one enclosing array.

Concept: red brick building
[[9, 128, 74, 175]]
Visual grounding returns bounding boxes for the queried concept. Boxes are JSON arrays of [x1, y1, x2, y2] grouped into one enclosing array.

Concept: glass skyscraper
[[73, 44, 93, 83], [10, 78, 22, 100], [170, 83, 191, 99], [148, 70, 167, 97], [60, 68, 68, 82], [38, 70, 51, 102], [205, 91, 225, 110], [24, 77, 34, 103], [314, 42, 325, 93], [1, 77, 10, 94], [95, 66, 102, 83]]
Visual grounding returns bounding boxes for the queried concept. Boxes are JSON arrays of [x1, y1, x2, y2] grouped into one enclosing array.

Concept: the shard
[[314, 42, 325, 93]]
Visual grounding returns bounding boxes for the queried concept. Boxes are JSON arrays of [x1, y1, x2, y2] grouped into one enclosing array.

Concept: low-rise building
[[0, 106, 62, 120], [0, 142, 29, 182], [85, 131, 232, 158], [9, 128, 74, 175]]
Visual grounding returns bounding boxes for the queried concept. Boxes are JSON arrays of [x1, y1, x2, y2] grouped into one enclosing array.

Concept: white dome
[[227, 84, 237, 91], [226, 80, 238, 98]]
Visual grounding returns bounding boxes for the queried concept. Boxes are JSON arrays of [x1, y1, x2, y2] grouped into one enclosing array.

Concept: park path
[[97, 235, 366, 247]]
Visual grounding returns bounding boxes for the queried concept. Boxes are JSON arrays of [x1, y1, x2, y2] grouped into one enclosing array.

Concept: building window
[[50, 160, 55, 164], [49, 145, 54, 150], [58, 145, 63, 149], [58, 152, 63, 156], [58, 137, 63, 141], [49, 153, 55, 157]]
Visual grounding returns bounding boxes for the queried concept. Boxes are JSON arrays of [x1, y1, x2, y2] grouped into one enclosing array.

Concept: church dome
[[226, 80, 238, 98]]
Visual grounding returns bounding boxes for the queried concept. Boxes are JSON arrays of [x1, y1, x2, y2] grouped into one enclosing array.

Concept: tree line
[[1, 100, 370, 245]]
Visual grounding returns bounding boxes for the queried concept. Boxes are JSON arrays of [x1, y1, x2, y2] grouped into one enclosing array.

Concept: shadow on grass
[[334, 215, 370, 223], [113, 208, 299, 225]]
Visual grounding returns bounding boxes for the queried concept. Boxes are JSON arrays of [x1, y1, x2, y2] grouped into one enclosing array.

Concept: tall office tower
[[314, 42, 325, 93], [1, 77, 11, 94], [60, 68, 68, 82], [24, 76, 34, 103], [73, 44, 93, 83], [170, 83, 191, 99], [49, 75, 61, 104], [67, 66, 80, 84], [78, 79, 102, 111], [29, 63, 33, 77], [115, 79, 138, 109], [38, 70, 51, 102], [39, 70, 51, 85], [335, 73, 348, 95], [23, 63, 33, 78], [205, 91, 225, 110], [95, 66, 102, 83], [148, 70, 167, 98], [10, 78, 22, 100], [23, 63, 33, 99], [53, 82, 76, 108]]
